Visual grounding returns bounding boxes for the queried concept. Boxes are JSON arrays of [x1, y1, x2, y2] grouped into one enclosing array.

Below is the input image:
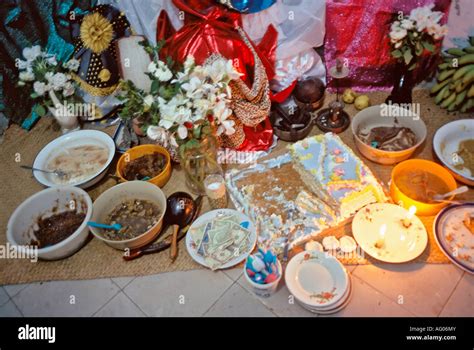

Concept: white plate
[[185, 209, 257, 270], [32, 130, 116, 189], [285, 251, 348, 308], [352, 203, 428, 263], [297, 271, 352, 312], [433, 119, 474, 186], [297, 275, 353, 315], [434, 203, 474, 274]]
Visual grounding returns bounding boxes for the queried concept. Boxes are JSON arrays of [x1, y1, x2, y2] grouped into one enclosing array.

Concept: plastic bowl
[[7, 187, 92, 260], [390, 159, 457, 216], [351, 105, 427, 165], [116, 144, 171, 188], [89, 181, 167, 250]]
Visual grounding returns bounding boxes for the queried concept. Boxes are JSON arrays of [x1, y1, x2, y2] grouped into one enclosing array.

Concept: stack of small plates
[[285, 251, 352, 315]]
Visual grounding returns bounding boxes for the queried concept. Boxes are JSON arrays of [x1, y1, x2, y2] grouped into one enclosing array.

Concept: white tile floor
[[0, 264, 472, 317]]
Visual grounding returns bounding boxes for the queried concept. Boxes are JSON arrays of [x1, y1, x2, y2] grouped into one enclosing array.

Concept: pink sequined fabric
[[324, 0, 451, 92]]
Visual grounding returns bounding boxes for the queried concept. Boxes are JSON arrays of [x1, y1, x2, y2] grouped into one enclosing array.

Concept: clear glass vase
[[181, 136, 223, 195]]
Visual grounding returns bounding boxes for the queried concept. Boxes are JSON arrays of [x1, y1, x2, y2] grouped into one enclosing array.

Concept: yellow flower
[[80, 12, 113, 54], [98, 68, 111, 82]]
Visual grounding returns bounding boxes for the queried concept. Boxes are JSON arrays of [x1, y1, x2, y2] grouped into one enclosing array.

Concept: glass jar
[[181, 136, 223, 194]]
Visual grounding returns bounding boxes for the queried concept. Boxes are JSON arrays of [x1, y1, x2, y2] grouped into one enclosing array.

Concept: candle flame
[[379, 224, 387, 238], [408, 206, 417, 219]]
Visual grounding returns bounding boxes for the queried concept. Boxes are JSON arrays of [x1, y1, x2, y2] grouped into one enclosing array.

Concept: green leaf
[[186, 139, 200, 149], [392, 49, 403, 58], [34, 104, 46, 117], [415, 42, 424, 56], [30, 92, 39, 99], [422, 41, 435, 52], [193, 125, 201, 139], [403, 50, 413, 65], [408, 63, 417, 71], [151, 80, 159, 94]]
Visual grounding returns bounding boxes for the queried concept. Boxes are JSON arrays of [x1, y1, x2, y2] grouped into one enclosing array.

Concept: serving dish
[[89, 181, 167, 250], [433, 119, 474, 186], [32, 130, 115, 189], [7, 186, 92, 260], [351, 105, 426, 165]]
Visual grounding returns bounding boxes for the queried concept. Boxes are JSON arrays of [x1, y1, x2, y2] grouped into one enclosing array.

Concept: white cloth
[[443, 0, 474, 49], [99, 0, 183, 43], [99, 0, 326, 90]]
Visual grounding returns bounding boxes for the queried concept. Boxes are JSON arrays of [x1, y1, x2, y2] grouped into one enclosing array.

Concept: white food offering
[[47, 145, 109, 184], [339, 236, 357, 253], [322, 236, 340, 251], [305, 240, 324, 252]]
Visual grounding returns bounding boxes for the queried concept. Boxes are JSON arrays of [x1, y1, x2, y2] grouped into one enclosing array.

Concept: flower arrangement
[[17, 45, 81, 117], [389, 4, 448, 70], [117, 41, 241, 158]]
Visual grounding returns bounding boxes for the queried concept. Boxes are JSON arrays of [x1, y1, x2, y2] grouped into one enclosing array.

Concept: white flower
[[19, 70, 35, 82], [147, 125, 166, 142], [153, 61, 173, 82], [214, 100, 235, 136], [205, 58, 241, 84], [33, 81, 48, 96], [177, 124, 188, 139], [45, 72, 54, 82], [409, 4, 435, 32], [143, 94, 154, 107], [400, 19, 414, 30], [394, 41, 402, 49], [181, 76, 204, 98], [390, 27, 407, 42], [46, 55, 57, 66], [62, 82, 75, 97], [23, 45, 42, 62], [17, 60, 29, 70], [65, 58, 80, 72], [170, 135, 179, 148], [148, 62, 157, 73], [175, 106, 192, 124], [427, 23, 448, 40], [51, 73, 68, 91], [184, 55, 195, 71]]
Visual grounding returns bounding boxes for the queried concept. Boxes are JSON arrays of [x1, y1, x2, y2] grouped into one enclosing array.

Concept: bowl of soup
[[390, 159, 457, 216]]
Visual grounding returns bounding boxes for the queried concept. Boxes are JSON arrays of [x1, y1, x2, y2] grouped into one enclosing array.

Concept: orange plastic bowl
[[390, 159, 457, 216], [116, 144, 171, 188]]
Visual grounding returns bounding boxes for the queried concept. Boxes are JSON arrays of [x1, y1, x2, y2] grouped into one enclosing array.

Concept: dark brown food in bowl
[[123, 153, 166, 181], [294, 78, 325, 104], [102, 199, 161, 240], [357, 126, 417, 151], [30, 211, 86, 248]]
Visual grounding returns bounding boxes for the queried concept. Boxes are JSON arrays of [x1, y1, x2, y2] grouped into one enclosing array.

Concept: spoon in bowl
[[88, 221, 122, 231], [430, 186, 468, 202], [20, 165, 68, 178]]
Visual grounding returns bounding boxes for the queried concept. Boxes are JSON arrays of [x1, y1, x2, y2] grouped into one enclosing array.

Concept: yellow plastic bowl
[[390, 159, 457, 216], [117, 144, 171, 188]]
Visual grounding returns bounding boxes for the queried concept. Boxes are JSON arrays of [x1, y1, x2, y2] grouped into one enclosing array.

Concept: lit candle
[[375, 224, 387, 249], [402, 206, 417, 228]]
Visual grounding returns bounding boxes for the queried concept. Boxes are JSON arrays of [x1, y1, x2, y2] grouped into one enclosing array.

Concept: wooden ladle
[[165, 192, 196, 261]]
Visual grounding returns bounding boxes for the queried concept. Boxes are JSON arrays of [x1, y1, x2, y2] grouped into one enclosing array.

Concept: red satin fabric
[[157, 0, 277, 151]]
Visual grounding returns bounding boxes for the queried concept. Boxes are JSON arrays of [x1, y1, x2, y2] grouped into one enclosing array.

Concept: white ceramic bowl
[[351, 105, 427, 165], [32, 130, 116, 189], [433, 119, 474, 186], [89, 181, 167, 250], [7, 187, 92, 260]]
